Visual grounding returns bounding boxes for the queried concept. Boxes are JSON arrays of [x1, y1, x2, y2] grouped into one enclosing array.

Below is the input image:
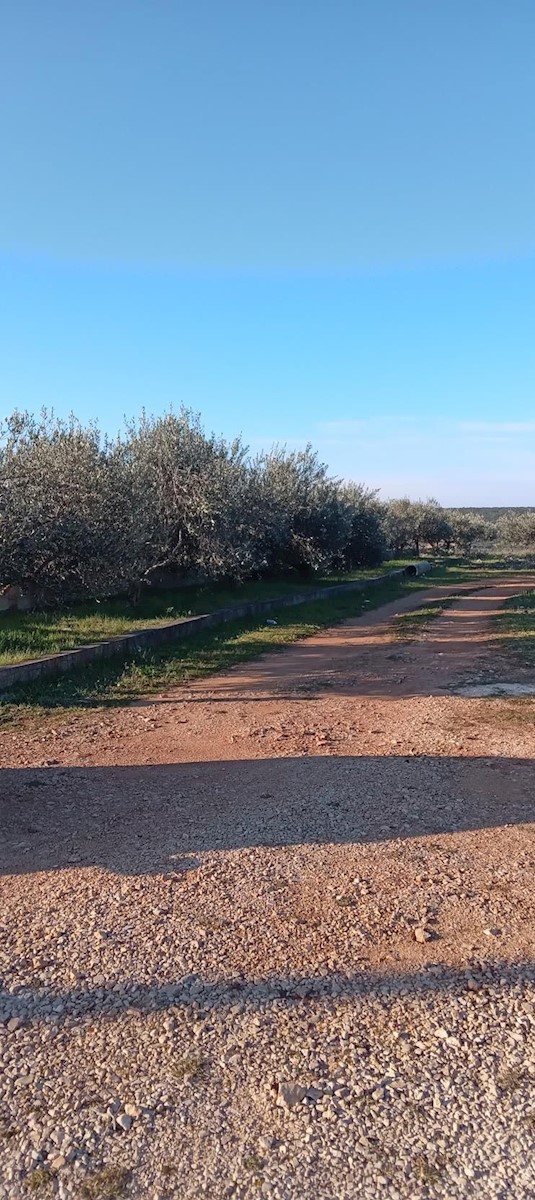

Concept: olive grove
[[0, 408, 386, 604]]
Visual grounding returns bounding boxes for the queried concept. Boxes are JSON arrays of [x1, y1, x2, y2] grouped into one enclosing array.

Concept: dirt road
[[1, 582, 534, 1199]]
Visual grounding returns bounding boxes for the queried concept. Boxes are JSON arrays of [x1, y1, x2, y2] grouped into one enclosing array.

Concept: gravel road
[[1, 582, 534, 1199]]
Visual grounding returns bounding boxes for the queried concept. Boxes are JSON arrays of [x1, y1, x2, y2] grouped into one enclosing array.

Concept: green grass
[[494, 588, 535, 668], [421, 555, 535, 587], [392, 593, 463, 641], [0, 566, 405, 666], [0, 575, 425, 726]]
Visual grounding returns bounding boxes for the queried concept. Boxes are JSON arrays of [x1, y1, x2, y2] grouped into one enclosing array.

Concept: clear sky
[[1, 0, 534, 504]]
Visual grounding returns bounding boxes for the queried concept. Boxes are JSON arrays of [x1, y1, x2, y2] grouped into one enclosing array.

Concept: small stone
[[414, 927, 432, 943], [7, 1017, 22, 1032], [466, 976, 481, 991], [259, 1135, 276, 1151], [222, 1053, 241, 1068], [51, 1154, 66, 1171], [276, 1081, 307, 1109], [116, 1113, 133, 1132]]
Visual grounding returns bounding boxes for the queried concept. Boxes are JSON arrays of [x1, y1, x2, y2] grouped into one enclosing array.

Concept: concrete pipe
[[405, 561, 432, 577]]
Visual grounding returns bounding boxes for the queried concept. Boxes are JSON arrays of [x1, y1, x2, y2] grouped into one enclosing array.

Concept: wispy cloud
[[460, 421, 535, 435], [318, 416, 419, 437]]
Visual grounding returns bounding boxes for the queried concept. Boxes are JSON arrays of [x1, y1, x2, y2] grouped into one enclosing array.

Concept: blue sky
[[1, 1, 535, 503]]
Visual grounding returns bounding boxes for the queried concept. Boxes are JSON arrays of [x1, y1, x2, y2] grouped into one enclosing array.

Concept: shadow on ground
[[1, 958, 534, 1027], [1, 753, 533, 876]]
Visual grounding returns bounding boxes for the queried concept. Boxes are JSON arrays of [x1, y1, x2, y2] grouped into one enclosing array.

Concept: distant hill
[[447, 507, 535, 524]]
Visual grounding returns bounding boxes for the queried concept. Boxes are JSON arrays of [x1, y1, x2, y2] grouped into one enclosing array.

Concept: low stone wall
[[0, 566, 416, 693]]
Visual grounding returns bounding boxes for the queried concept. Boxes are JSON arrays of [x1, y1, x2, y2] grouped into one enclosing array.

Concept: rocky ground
[[0, 582, 534, 1199]]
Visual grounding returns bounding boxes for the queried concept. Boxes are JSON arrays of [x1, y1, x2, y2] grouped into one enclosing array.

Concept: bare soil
[[1, 580, 534, 1199], [2, 577, 535, 987]]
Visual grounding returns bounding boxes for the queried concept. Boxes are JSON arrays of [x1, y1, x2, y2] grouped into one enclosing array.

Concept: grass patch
[[413, 1153, 448, 1185], [0, 557, 529, 670], [494, 589, 535, 668], [427, 556, 535, 587], [25, 1170, 53, 1193], [0, 568, 402, 667], [3, 560, 525, 729], [0, 575, 425, 727], [169, 1054, 207, 1083], [392, 595, 461, 641], [496, 1067, 524, 1092], [80, 1166, 131, 1199], [243, 1154, 265, 1173]]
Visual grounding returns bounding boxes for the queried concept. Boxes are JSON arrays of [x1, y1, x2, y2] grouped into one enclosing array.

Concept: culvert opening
[[405, 561, 431, 577]]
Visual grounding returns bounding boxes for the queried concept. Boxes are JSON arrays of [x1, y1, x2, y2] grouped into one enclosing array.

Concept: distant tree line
[[450, 506, 535, 524], [0, 408, 530, 607]]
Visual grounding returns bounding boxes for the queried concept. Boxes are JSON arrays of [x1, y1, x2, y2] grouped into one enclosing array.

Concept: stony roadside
[[0, 582, 534, 1199]]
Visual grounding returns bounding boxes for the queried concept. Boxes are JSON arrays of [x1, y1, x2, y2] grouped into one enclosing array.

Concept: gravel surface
[[1, 582, 534, 1198]]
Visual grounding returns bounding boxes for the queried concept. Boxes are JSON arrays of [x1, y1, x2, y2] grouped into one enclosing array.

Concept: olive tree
[[0, 410, 136, 603], [125, 409, 256, 586], [384, 497, 450, 556], [336, 484, 386, 568], [249, 445, 349, 576], [496, 511, 535, 551], [448, 510, 492, 555]]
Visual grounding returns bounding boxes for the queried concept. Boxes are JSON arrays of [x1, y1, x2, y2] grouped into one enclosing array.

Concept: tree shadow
[[1, 958, 533, 1027], [1, 753, 533, 877]]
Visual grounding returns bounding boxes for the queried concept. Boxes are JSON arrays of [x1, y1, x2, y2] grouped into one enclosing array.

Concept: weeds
[[25, 1170, 53, 1193], [243, 1154, 265, 1173], [497, 1067, 524, 1092], [170, 1054, 207, 1083], [392, 594, 461, 641], [0, 1115, 17, 1140], [413, 1153, 448, 1184], [80, 1166, 131, 1199], [161, 1162, 178, 1178], [197, 914, 229, 932]]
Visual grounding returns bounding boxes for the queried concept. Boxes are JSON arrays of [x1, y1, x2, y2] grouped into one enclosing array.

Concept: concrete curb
[[0, 565, 425, 693]]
